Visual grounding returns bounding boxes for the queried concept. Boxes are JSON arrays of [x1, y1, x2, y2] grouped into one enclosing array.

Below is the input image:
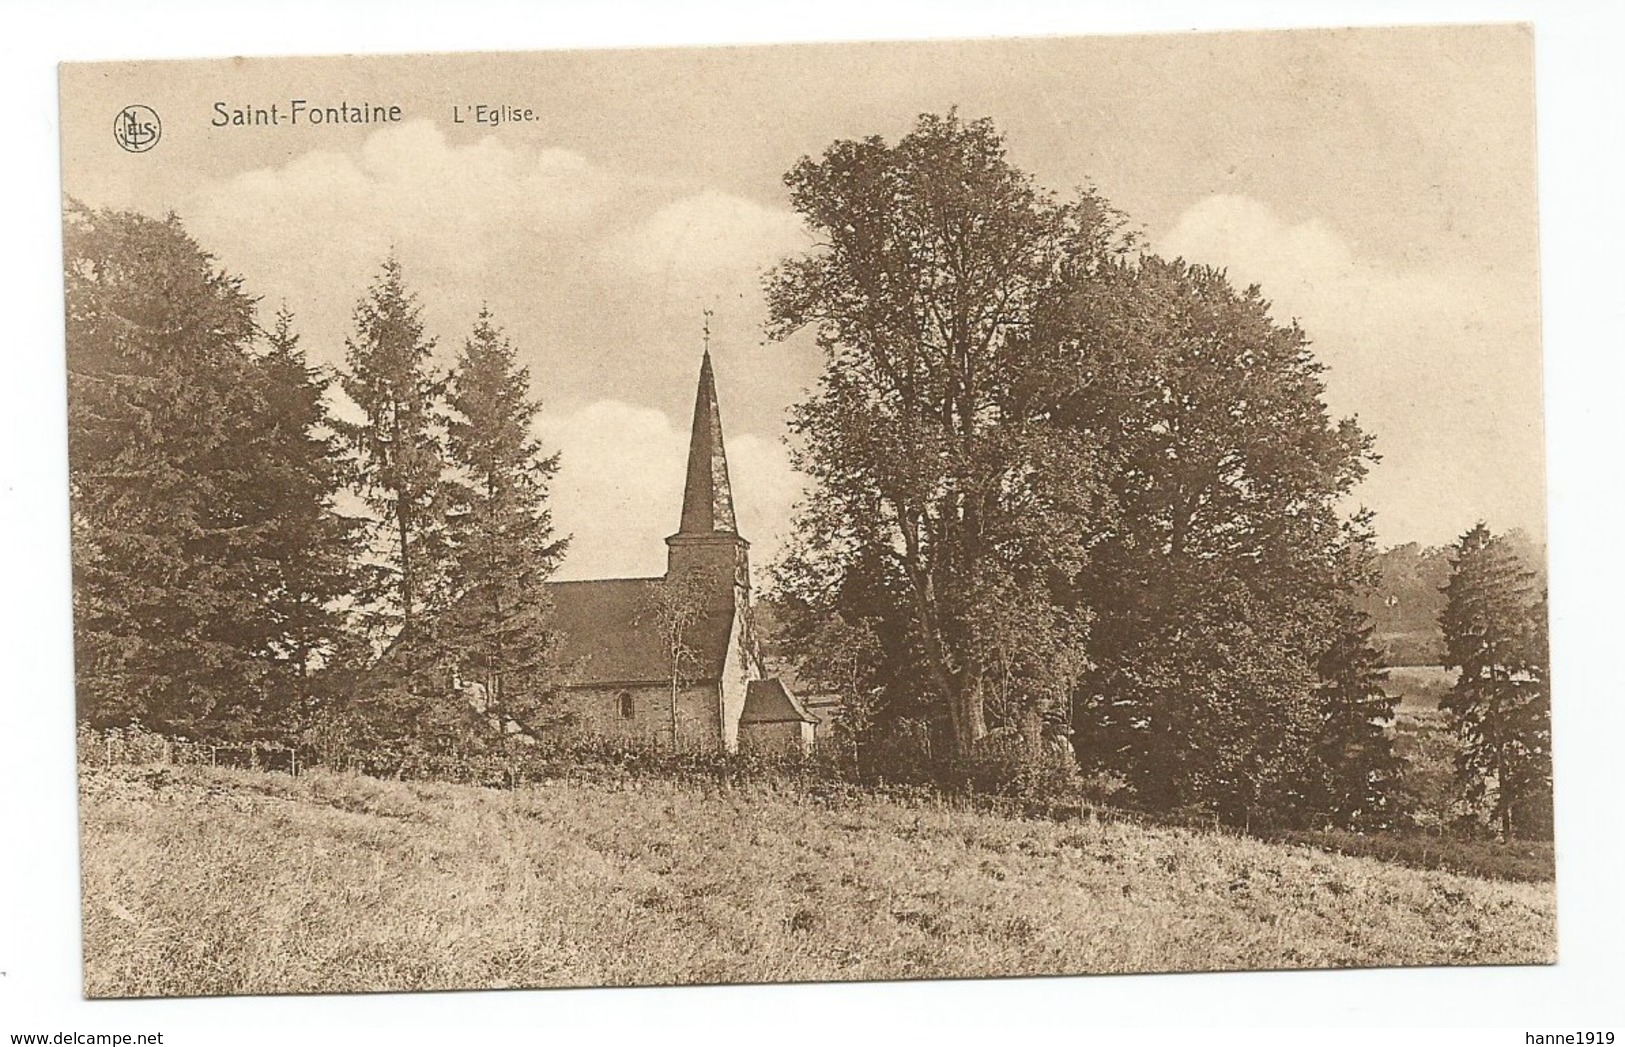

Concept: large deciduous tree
[[1439, 523, 1551, 840], [768, 114, 1385, 825], [1057, 255, 1377, 823], [441, 307, 567, 731], [765, 111, 1124, 758], [336, 257, 451, 673]]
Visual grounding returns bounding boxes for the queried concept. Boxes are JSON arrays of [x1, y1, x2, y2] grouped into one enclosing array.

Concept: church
[[543, 351, 818, 753]]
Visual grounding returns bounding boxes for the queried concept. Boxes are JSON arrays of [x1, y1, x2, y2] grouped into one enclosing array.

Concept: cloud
[[177, 123, 817, 584], [540, 399, 802, 583], [1159, 195, 1546, 546], [184, 121, 622, 371], [599, 190, 809, 313]]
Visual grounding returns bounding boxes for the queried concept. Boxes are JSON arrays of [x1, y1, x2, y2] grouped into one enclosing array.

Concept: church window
[[618, 691, 635, 719]]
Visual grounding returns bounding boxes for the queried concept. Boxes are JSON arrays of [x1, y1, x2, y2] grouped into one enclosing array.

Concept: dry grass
[[79, 764, 1555, 998]]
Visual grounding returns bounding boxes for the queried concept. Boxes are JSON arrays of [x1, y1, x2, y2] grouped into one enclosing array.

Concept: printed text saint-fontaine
[[211, 100, 404, 127]]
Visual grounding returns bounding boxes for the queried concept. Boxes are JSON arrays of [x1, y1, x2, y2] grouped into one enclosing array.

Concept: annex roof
[[740, 677, 818, 725]]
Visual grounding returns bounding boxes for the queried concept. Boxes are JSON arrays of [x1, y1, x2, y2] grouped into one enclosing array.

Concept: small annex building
[[545, 351, 818, 753]]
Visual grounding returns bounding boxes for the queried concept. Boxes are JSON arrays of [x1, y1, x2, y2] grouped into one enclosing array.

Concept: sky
[[57, 25, 1545, 581]]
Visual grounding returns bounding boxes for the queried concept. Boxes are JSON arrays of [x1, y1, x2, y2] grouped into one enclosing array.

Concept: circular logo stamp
[[113, 105, 161, 153]]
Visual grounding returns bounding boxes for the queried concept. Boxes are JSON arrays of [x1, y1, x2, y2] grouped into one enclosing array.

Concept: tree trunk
[[1498, 742, 1513, 840], [951, 669, 988, 758], [397, 500, 414, 672]]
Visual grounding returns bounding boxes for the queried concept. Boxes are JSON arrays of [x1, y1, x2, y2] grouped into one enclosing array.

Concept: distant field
[[1386, 664, 1457, 711], [78, 764, 1554, 997]]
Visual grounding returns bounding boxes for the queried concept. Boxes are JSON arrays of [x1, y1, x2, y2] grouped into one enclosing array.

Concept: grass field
[[78, 763, 1555, 998]]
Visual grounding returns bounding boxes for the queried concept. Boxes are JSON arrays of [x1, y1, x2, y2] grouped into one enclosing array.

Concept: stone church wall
[[555, 683, 722, 750]]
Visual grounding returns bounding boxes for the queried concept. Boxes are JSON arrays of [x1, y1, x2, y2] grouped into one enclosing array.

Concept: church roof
[[740, 678, 818, 724], [546, 576, 736, 688], [543, 352, 748, 692], [676, 349, 738, 536]]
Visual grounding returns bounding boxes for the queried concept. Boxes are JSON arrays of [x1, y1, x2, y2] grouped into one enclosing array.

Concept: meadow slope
[[78, 765, 1556, 997]]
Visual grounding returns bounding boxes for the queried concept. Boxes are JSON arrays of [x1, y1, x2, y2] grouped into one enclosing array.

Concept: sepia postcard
[[58, 26, 1554, 1000]]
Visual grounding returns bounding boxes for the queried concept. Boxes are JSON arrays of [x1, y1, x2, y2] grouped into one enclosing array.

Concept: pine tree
[[1307, 605, 1404, 829], [1439, 523, 1552, 840], [64, 202, 271, 731], [335, 257, 450, 677], [441, 307, 567, 731], [247, 308, 360, 730]]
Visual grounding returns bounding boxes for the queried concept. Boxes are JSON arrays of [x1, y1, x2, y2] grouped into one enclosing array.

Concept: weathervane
[[702, 308, 714, 353]]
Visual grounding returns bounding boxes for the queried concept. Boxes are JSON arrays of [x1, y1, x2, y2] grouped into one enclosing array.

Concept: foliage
[[63, 203, 355, 735], [766, 111, 1125, 757], [766, 114, 1380, 829], [335, 257, 452, 674], [220, 308, 360, 737], [1391, 707, 1471, 831], [1301, 604, 1405, 830], [1357, 542, 1453, 665], [1057, 254, 1376, 828], [440, 307, 568, 732], [77, 721, 210, 767], [1356, 533, 1545, 668], [1438, 523, 1552, 840]]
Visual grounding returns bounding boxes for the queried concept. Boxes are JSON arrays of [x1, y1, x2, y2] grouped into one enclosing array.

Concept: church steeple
[[676, 349, 738, 536], [667, 348, 750, 593], [665, 345, 756, 754]]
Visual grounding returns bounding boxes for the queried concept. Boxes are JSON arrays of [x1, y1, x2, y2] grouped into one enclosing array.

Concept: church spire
[[677, 349, 737, 535]]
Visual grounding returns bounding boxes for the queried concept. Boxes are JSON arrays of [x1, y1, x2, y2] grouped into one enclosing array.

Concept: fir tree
[[1439, 523, 1552, 839], [441, 307, 567, 731], [1307, 605, 1404, 829], [335, 257, 451, 676], [247, 308, 360, 730], [63, 204, 364, 739], [65, 203, 270, 731]]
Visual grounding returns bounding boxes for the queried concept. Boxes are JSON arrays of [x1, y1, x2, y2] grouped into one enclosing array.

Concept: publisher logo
[[114, 105, 161, 153]]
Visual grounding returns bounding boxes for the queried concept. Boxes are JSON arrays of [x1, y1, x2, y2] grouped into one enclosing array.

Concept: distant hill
[[1358, 543, 1452, 666], [1358, 532, 1546, 667]]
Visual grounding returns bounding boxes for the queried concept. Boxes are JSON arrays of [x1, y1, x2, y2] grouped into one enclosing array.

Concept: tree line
[[62, 111, 1552, 840], [764, 112, 1551, 837], [65, 202, 565, 748]]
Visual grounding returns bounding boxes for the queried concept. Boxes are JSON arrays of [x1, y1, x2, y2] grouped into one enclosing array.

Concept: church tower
[[665, 349, 756, 750], [666, 349, 750, 593]]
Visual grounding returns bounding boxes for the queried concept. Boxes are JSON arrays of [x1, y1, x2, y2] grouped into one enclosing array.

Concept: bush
[[77, 722, 211, 768], [1274, 826, 1555, 883], [954, 733, 1083, 805], [832, 719, 1083, 812]]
